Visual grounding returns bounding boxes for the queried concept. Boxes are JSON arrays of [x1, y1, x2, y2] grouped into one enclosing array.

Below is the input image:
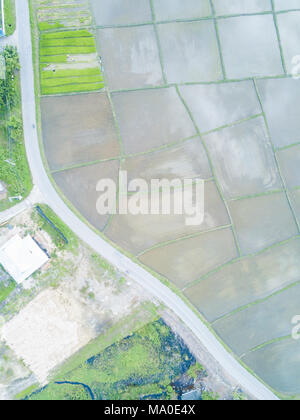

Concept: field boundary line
[[253, 78, 300, 233]]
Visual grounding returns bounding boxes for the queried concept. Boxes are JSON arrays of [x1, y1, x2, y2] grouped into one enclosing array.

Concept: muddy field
[[153, 0, 212, 21], [278, 145, 300, 189], [184, 238, 300, 322], [290, 190, 300, 220], [214, 282, 300, 356], [178, 81, 261, 133], [40, 0, 300, 397], [257, 78, 300, 148], [91, 0, 152, 26], [218, 15, 283, 79], [157, 21, 222, 84], [53, 160, 120, 231], [139, 227, 237, 289], [41, 93, 120, 171], [97, 26, 164, 91], [203, 117, 282, 200], [228, 192, 298, 255], [112, 87, 196, 154], [122, 137, 211, 183], [243, 338, 300, 396], [106, 181, 230, 255]]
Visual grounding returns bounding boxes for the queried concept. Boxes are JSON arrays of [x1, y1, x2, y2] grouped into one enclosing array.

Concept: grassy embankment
[[32, 203, 78, 252], [0, 270, 16, 304], [0, 48, 32, 211], [3, 0, 16, 36]]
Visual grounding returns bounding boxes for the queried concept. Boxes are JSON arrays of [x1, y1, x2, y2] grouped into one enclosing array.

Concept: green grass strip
[[3, 0, 16, 36], [40, 46, 96, 55], [40, 54, 68, 63], [40, 37, 96, 47], [41, 74, 103, 87], [41, 67, 101, 79], [40, 30, 93, 40], [38, 21, 65, 31], [0, 277, 16, 304], [41, 82, 104, 95]]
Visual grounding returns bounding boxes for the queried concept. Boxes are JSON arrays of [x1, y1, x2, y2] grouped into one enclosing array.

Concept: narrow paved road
[[14, 0, 279, 400], [0, 186, 43, 225]]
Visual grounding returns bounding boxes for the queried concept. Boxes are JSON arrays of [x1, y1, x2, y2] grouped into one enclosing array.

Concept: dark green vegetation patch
[[24, 319, 196, 400], [0, 267, 16, 305], [3, 0, 16, 36], [32, 204, 78, 252], [0, 47, 32, 211]]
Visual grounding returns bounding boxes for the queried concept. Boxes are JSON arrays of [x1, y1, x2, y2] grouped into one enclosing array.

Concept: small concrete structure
[[181, 389, 202, 400], [0, 235, 49, 284]]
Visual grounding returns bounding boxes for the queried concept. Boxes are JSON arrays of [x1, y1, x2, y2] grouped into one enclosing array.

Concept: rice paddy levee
[[25, 0, 300, 400]]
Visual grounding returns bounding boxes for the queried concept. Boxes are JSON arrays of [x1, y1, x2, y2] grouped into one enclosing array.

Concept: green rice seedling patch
[[40, 54, 68, 63], [41, 30, 93, 40], [41, 82, 104, 95], [34, 1, 102, 95], [40, 37, 96, 48], [41, 67, 101, 79], [38, 21, 64, 31], [41, 74, 103, 88], [39, 45, 96, 55]]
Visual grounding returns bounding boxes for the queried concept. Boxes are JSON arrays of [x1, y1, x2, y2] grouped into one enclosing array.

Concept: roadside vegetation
[[32, 0, 104, 95], [0, 46, 32, 211], [31, 203, 78, 252], [3, 0, 16, 36], [0, 267, 16, 304], [23, 318, 199, 401]]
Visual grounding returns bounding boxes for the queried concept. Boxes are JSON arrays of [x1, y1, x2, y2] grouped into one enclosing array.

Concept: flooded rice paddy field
[[39, 0, 300, 397]]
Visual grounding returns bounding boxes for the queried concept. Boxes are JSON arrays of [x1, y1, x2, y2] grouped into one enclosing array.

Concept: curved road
[[15, 0, 278, 400]]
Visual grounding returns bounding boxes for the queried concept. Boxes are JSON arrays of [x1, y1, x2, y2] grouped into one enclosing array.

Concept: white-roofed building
[[0, 235, 49, 284]]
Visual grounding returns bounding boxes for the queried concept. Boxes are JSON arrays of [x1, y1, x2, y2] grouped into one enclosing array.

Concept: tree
[[7, 115, 23, 142], [0, 46, 20, 110], [3, 46, 20, 75]]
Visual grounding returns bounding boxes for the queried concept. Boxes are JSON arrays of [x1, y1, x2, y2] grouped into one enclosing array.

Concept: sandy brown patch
[[1, 289, 95, 384]]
